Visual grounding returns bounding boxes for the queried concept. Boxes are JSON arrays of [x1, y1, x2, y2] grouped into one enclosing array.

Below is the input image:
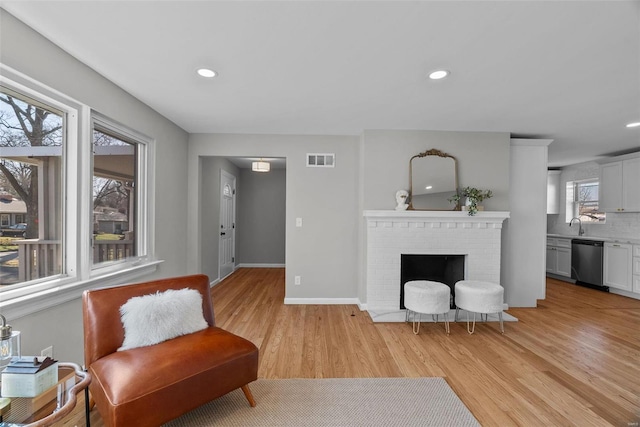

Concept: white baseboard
[[609, 288, 640, 301], [546, 273, 575, 283], [210, 266, 237, 288], [236, 263, 285, 268], [284, 297, 362, 305]]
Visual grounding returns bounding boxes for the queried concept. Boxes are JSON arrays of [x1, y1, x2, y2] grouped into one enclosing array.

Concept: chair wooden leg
[[241, 384, 256, 407]]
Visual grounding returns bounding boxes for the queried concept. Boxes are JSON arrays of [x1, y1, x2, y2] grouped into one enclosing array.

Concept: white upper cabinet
[[600, 161, 623, 211], [600, 155, 640, 212], [622, 157, 640, 211], [547, 170, 561, 214]]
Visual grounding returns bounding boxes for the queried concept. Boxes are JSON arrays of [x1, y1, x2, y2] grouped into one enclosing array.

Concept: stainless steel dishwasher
[[571, 239, 607, 290]]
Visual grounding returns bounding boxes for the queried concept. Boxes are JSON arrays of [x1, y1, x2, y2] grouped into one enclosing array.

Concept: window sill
[[0, 260, 164, 320]]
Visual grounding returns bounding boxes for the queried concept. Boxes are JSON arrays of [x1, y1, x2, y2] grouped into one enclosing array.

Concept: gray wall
[[359, 129, 511, 303], [188, 130, 511, 305], [1, 10, 189, 364], [362, 130, 510, 210], [501, 140, 551, 307], [237, 168, 286, 265], [200, 157, 240, 281], [187, 134, 361, 300]]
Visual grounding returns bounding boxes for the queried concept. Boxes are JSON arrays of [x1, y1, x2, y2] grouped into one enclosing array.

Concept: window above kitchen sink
[[565, 179, 606, 224]]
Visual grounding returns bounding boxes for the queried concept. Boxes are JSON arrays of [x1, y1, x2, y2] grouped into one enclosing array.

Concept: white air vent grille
[[306, 153, 335, 168]]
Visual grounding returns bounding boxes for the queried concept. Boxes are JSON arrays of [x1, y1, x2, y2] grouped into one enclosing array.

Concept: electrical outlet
[[41, 345, 53, 359], [294, 276, 301, 285]]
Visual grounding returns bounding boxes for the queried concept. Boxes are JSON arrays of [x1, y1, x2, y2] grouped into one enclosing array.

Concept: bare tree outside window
[[0, 94, 62, 237], [92, 128, 137, 265], [0, 90, 64, 285], [574, 180, 605, 223]]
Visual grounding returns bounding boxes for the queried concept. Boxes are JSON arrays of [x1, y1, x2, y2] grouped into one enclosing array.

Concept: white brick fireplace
[[364, 210, 510, 320]]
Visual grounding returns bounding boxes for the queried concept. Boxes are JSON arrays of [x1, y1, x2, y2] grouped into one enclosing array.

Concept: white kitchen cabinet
[[622, 158, 640, 211], [547, 170, 561, 214], [556, 246, 572, 277], [600, 162, 622, 212], [546, 244, 557, 274], [604, 242, 632, 291], [547, 237, 572, 278], [600, 157, 640, 212]]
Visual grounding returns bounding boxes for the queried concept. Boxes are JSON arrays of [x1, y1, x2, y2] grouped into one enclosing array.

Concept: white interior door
[[219, 170, 236, 280]]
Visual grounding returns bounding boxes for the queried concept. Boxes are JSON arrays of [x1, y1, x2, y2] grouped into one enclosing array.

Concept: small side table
[[0, 362, 91, 427]]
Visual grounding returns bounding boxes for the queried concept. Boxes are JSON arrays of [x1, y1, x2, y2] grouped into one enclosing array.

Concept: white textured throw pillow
[[118, 288, 209, 351]]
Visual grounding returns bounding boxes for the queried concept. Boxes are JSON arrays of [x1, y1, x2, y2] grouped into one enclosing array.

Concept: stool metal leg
[[455, 307, 460, 322], [466, 311, 477, 334], [412, 312, 422, 335], [443, 313, 450, 335], [499, 312, 504, 334]]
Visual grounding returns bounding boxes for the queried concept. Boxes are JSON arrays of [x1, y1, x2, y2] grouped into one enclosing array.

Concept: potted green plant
[[448, 187, 493, 216]]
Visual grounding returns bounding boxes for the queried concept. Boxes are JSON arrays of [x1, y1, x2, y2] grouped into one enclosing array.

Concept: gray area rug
[[164, 377, 480, 426]]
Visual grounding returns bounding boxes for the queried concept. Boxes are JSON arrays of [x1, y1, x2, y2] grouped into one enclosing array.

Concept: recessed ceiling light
[[429, 70, 449, 80], [197, 68, 217, 78], [425, 186, 433, 190], [626, 122, 640, 128]]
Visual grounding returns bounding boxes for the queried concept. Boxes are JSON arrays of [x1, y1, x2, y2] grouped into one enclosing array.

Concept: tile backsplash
[[548, 211, 640, 240]]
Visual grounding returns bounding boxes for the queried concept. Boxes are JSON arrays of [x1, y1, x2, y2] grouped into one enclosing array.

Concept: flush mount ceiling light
[[196, 68, 217, 78], [626, 122, 640, 128], [428, 70, 450, 80], [252, 159, 270, 172]]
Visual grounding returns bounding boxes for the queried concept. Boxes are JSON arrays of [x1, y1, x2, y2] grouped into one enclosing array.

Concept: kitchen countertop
[[547, 234, 640, 245]]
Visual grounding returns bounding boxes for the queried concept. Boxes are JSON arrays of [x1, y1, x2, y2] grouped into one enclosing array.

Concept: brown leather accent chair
[[82, 274, 258, 427]]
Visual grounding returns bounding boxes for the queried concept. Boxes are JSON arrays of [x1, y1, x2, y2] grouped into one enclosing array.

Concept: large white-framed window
[[0, 65, 158, 320], [90, 113, 153, 272], [0, 77, 71, 290]]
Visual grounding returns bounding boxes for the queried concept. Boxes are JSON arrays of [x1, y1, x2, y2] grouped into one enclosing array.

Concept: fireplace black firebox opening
[[400, 254, 465, 309]]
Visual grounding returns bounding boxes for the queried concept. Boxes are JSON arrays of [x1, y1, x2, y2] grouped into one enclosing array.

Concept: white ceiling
[[2, 1, 639, 167]]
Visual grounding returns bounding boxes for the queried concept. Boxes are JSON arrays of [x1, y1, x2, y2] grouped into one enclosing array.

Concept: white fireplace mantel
[[363, 210, 510, 319], [364, 210, 510, 224]]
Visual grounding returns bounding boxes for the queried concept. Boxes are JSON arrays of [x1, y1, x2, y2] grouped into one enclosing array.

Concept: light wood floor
[[71, 268, 640, 426]]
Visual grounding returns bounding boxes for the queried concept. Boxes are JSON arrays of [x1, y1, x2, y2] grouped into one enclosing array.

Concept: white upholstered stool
[[454, 280, 504, 334], [404, 280, 451, 335]]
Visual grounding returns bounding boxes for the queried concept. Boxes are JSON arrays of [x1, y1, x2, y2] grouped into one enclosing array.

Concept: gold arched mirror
[[409, 149, 459, 210]]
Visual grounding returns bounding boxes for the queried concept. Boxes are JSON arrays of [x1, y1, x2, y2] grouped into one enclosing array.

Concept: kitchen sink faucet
[[569, 217, 584, 236]]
